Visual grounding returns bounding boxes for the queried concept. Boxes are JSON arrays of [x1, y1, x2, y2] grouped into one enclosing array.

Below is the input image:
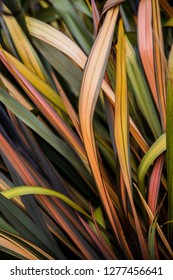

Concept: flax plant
[[0, 0, 173, 260]]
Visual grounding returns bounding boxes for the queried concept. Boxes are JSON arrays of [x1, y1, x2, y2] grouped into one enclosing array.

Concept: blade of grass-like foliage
[[0, 88, 89, 177], [138, 133, 166, 198], [89, 206, 116, 258], [148, 195, 165, 259], [0, 194, 66, 259], [152, 0, 166, 131], [11, 121, 66, 193], [120, 171, 127, 215], [92, 206, 110, 244], [138, 0, 159, 110], [134, 185, 173, 258], [160, 0, 173, 17], [26, 16, 87, 68], [85, 0, 92, 10], [0, 73, 33, 111], [115, 19, 149, 259], [148, 155, 164, 216], [167, 44, 173, 237], [1, 9, 47, 81], [79, 5, 119, 211], [40, 197, 99, 260], [115, 19, 131, 191], [0, 172, 23, 208], [91, 0, 100, 36], [19, 124, 67, 193], [31, 38, 83, 97], [0, 217, 19, 235], [48, 0, 93, 54], [26, 16, 115, 103], [115, 21, 128, 217], [0, 135, 65, 247], [74, 0, 92, 17], [79, 4, 118, 202], [41, 196, 97, 259], [0, 50, 90, 171], [42, 211, 84, 259], [26, 16, 151, 151], [0, 133, 97, 259], [0, 234, 37, 260], [128, 84, 148, 140], [129, 119, 149, 153], [51, 70, 82, 138], [0, 172, 13, 190], [0, 230, 54, 260], [0, 49, 66, 113], [1, 186, 90, 218], [78, 215, 115, 259], [79, 4, 134, 259], [126, 37, 162, 139], [1, 0, 28, 35]]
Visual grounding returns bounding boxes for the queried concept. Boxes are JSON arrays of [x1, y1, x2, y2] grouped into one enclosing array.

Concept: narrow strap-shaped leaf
[[160, 0, 173, 17], [167, 44, 173, 237], [79, 5, 119, 228], [1, 186, 90, 218], [0, 229, 54, 260], [26, 16, 115, 102], [152, 0, 166, 131], [78, 215, 114, 260], [138, 133, 166, 198], [134, 185, 173, 258], [1, 10, 47, 81], [26, 16, 152, 151], [0, 49, 66, 113], [79, 6, 134, 259], [0, 235, 37, 260], [51, 71, 82, 139], [148, 155, 164, 216], [91, 0, 100, 36], [32, 38, 83, 97], [1, 0, 28, 35], [148, 195, 165, 259], [0, 73, 33, 111], [115, 19, 131, 190], [115, 19, 149, 260], [0, 194, 66, 259], [0, 88, 88, 177], [126, 36, 162, 139], [0, 217, 19, 235], [48, 0, 93, 54], [138, 0, 159, 110]]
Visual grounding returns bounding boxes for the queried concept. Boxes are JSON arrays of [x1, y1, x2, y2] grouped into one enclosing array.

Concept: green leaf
[[1, 186, 90, 218], [49, 0, 93, 54], [125, 37, 162, 139], [148, 195, 165, 260], [0, 217, 19, 235], [0, 88, 88, 179], [32, 37, 83, 96], [94, 206, 111, 247], [0, 194, 66, 259], [138, 133, 166, 197], [74, 0, 92, 17]]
